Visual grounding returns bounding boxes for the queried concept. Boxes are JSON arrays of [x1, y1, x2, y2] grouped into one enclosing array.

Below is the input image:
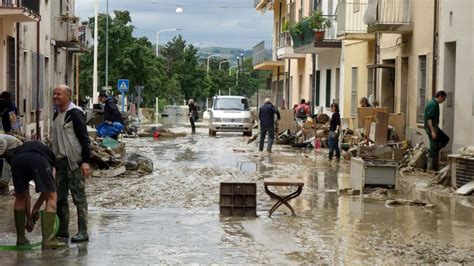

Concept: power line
[[151, 1, 251, 9]]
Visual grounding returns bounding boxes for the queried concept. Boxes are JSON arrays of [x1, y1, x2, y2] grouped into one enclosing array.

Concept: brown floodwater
[[0, 127, 473, 264]]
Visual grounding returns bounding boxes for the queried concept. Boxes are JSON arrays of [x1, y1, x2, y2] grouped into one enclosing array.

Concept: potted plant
[[289, 20, 303, 40], [308, 11, 331, 42]]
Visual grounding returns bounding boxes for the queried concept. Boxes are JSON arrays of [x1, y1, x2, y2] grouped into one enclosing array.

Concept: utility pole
[[105, 0, 109, 87], [92, 0, 99, 106]]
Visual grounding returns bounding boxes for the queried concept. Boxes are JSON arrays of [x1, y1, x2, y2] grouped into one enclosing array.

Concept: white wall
[[438, 0, 474, 151]]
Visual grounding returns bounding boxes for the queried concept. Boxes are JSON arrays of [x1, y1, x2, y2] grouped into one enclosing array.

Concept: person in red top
[[295, 99, 310, 121]]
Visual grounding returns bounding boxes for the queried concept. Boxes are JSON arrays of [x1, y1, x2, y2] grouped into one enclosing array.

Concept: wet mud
[[0, 127, 473, 264]]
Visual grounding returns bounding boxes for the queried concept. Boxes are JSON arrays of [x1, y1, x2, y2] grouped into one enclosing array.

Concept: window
[[417, 55, 427, 123], [31, 52, 45, 110], [325, 69, 332, 108], [351, 67, 358, 116], [299, 74, 303, 100], [290, 1, 296, 23]]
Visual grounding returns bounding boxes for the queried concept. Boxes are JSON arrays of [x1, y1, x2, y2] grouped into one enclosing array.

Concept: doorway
[[443, 42, 456, 152], [381, 59, 395, 113]]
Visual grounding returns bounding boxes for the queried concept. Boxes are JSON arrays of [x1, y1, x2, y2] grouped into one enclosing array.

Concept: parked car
[[208, 96, 253, 136]]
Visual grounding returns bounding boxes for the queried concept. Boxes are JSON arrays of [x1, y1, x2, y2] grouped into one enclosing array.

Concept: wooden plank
[[359, 146, 405, 161], [264, 178, 305, 186], [357, 107, 388, 128], [277, 109, 295, 134], [375, 112, 389, 145], [389, 113, 406, 141]]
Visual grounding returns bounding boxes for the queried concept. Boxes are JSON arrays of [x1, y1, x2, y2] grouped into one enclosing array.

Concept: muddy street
[[1, 128, 473, 264]]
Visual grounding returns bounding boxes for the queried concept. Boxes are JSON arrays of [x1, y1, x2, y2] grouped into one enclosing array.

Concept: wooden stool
[[263, 178, 304, 217]]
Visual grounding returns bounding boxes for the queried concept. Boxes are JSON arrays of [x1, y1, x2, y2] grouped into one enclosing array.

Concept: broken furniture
[[263, 178, 304, 217], [219, 182, 257, 217], [350, 157, 398, 194]]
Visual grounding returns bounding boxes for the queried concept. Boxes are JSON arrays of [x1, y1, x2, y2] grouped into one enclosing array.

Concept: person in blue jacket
[[97, 92, 124, 139], [258, 98, 280, 153]]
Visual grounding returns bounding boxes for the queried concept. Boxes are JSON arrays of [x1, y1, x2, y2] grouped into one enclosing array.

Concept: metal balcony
[[51, 24, 89, 53], [292, 15, 342, 54], [254, 0, 273, 11], [276, 32, 305, 59], [0, 0, 40, 22], [336, 0, 374, 40], [252, 41, 283, 71], [364, 0, 413, 33]]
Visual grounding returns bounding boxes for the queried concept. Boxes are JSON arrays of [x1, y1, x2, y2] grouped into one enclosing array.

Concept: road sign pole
[[121, 91, 125, 112]]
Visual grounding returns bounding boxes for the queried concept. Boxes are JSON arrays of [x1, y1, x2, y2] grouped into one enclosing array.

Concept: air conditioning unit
[[449, 155, 474, 189]]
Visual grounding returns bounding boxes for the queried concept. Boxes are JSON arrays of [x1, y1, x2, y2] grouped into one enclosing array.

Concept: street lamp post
[[219, 60, 229, 70], [206, 54, 221, 74], [229, 66, 238, 96], [156, 28, 182, 56]]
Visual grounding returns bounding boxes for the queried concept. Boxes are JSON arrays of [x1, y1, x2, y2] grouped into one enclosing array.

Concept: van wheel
[[209, 129, 216, 136], [243, 131, 252, 137]]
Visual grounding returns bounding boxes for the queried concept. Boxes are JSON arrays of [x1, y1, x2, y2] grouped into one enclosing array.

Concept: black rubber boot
[[41, 212, 67, 249], [14, 210, 29, 246], [56, 202, 70, 241], [71, 204, 89, 243]]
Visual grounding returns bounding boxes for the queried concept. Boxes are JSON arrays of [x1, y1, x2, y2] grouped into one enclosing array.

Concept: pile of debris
[[137, 126, 186, 138], [90, 136, 153, 178]]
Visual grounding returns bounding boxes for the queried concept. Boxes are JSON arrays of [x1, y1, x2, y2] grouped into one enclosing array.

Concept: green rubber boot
[[41, 212, 67, 249], [71, 204, 89, 243], [14, 210, 29, 246]]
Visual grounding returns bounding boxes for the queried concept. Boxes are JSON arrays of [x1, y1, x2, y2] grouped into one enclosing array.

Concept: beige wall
[[342, 40, 374, 119], [378, 0, 435, 129], [0, 0, 79, 137]]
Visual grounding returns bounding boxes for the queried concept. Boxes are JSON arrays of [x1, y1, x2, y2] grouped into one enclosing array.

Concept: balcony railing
[[277, 31, 292, 48], [364, 0, 412, 27], [252, 40, 275, 66], [292, 15, 339, 48], [1, 0, 39, 14], [337, 1, 369, 35]]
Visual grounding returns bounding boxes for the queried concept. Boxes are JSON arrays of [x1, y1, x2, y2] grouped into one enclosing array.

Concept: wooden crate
[[219, 182, 257, 217]]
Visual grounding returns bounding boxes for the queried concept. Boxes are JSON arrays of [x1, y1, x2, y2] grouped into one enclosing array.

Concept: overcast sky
[[75, 0, 273, 49]]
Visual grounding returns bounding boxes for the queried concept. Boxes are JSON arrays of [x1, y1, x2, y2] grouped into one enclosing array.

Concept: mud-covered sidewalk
[[0, 127, 473, 264]]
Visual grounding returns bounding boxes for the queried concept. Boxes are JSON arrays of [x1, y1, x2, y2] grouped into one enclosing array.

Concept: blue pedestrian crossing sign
[[117, 79, 129, 92]]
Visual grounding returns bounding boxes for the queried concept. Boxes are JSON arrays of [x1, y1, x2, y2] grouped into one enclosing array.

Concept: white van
[[208, 96, 253, 136]]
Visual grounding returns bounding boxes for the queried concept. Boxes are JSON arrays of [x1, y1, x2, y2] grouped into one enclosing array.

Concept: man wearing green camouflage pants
[[424, 90, 450, 171], [52, 85, 92, 243]]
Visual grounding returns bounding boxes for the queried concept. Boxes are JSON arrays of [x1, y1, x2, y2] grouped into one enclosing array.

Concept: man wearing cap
[[0, 135, 65, 249], [258, 98, 280, 153]]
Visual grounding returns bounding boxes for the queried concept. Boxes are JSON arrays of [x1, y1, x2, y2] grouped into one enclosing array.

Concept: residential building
[[253, 0, 342, 115], [437, 0, 474, 152], [0, 0, 87, 138], [336, 0, 375, 120]]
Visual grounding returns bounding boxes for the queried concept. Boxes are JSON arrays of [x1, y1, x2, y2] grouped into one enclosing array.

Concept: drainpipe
[[276, 66, 280, 105], [286, 59, 291, 109], [432, 0, 439, 96], [36, 21, 41, 140], [312, 53, 316, 110], [374, 33, 380, 100], [76, 54, 80, 105], [16, 23, 20, 108]]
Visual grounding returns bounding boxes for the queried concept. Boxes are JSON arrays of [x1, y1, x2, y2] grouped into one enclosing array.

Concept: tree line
[[79, 11, 268, 110]]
